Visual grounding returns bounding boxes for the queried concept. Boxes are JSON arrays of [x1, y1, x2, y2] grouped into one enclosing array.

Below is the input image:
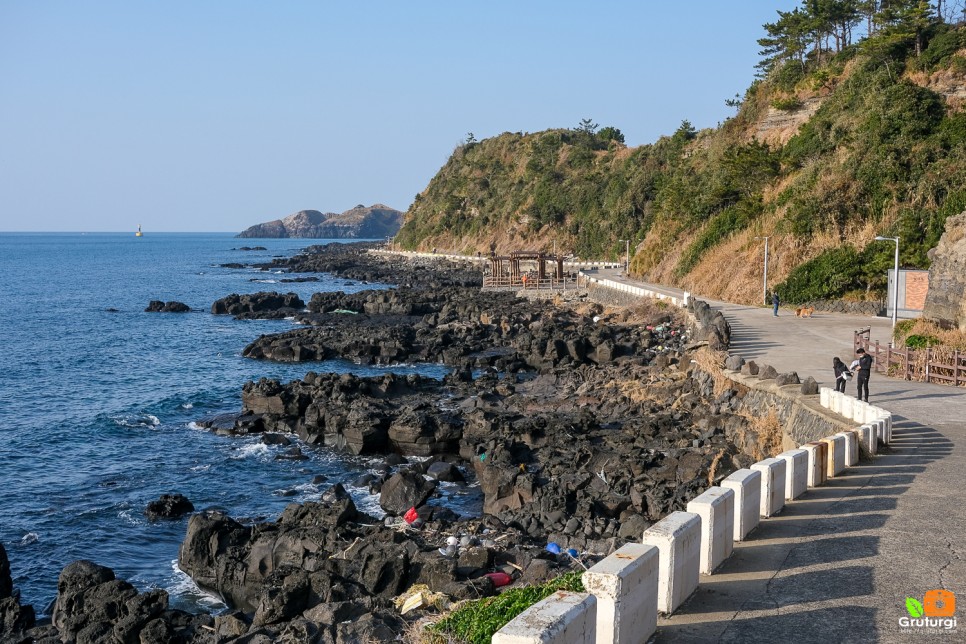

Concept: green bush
[[905, 334, 940, 349], [428, 572, 584, 644], [771, 96, 803, 111], [773, 60, 806, 92], [776, 246, 863, 303], [917, 27, 966, 71]]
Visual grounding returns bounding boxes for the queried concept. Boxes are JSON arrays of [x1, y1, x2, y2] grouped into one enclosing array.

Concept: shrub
[[776, 246, 864, 303], [904, 334, 940, 349], [917, 27, 966, 71], [771, 96, 803, 111], [427, 572, 584, 644]]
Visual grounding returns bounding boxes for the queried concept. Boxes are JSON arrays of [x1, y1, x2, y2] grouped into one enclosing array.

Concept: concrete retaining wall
[[579, 273, 690, 308]]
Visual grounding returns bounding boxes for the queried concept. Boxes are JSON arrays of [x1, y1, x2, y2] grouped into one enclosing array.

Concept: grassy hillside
[[396, 15, 966, 305]]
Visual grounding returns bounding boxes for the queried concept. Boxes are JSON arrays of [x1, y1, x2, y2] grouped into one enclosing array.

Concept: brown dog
[[795, 306, 814, 318]]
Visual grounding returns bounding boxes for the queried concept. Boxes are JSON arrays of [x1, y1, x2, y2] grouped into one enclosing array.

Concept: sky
[[0, 1, 801, 233]]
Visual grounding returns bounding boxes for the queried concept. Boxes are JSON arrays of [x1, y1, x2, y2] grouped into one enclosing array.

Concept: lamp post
[[754, 236, 770, 306], [875, 235, 900, 328], [618, 239, 630, 273]]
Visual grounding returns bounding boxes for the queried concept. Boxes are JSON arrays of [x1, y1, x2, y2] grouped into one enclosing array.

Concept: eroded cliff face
[[923, 210, 966, 330], [754, 96, 825, 147]]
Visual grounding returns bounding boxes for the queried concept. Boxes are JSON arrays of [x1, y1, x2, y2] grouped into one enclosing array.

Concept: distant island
[[237, 204, 403, 238]]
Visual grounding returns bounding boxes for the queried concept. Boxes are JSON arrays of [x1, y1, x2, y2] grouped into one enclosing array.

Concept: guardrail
[[854, 327, 966, 386], [493, 384, 893, 643], [578, 272, 691, 309]]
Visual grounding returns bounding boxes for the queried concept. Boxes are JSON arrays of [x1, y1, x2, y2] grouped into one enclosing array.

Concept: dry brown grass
[[735, 407, 784, 461], [691, 347, 732, 397], [897, 318, 966, 351], [707, 448, 728, 485]]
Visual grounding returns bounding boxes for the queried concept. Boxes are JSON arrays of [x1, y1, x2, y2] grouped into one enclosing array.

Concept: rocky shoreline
[[1, 243, 775, 644]]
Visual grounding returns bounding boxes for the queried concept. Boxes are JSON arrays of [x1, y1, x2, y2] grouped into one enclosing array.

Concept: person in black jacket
[[833, 357, 851, 393], [854, 348, 873, 402]]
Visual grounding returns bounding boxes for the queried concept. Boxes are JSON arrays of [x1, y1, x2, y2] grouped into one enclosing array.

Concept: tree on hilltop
[[576, 118, 599, 135]]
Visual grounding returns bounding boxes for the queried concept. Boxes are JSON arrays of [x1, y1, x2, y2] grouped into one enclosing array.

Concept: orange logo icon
[[924, 589, 956, 618]]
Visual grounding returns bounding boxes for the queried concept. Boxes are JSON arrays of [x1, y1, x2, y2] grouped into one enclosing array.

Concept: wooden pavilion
[[482, 250, 576, 290]]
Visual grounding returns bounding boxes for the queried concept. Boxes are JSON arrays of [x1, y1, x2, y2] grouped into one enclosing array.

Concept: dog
[[795, 306, 814, 318]]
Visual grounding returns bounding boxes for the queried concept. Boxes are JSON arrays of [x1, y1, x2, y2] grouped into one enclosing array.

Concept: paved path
[[589, 269, 966, 643]]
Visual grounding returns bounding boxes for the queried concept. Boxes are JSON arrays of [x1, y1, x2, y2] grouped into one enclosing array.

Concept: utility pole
[[619, 239, 630, 273], [755, 236, 770, 305]]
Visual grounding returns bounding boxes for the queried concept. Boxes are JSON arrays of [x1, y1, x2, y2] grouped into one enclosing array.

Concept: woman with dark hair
[[833, 356, 851, 393]]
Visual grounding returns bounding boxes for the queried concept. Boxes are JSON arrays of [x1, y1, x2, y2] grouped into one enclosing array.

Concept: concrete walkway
[[588, 269, 966, 643]]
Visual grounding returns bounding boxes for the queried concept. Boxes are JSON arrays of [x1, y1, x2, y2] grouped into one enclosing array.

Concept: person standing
[[833, 357, 851, 393], [772, 292, 780, 316], [854, 348, 873, 402]]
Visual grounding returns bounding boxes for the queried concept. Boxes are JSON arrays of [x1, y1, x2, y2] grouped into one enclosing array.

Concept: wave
[[112, 414, 161, 429], [118, 508, 141, 526], [180, 403, 194, 409], [251, 279, 277, 284], [20, 532, 39, 546], [230, 443, 270, 460], [342, 484, 386, 519], [166, 560, 227, 611]]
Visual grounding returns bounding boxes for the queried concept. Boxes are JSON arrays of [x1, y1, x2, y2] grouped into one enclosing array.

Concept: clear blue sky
[[0, 1, 800, 232]]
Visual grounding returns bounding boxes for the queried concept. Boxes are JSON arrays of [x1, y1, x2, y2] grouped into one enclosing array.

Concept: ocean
[[0, 232, 473, 614]]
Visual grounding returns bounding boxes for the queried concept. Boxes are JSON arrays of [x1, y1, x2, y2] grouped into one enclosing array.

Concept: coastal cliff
[[395, 24, 966, 308], [237, 204, 403, 239]]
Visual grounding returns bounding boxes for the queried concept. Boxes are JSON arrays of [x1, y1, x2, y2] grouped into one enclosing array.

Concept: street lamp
[[754, 236, 770, 306], [618, 239, 630, 273], [874, 235, 900, 328]]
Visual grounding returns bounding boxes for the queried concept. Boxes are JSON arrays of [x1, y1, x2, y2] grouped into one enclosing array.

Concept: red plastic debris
[[403, 507, 419, 524], [485, 572, 512, 588]]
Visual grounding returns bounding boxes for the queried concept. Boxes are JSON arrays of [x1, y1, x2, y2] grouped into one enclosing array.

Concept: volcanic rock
[[211, 292, 305, 319], [144, 493, 195, 520], [145, 300, 190, 312], [379, 471, 437, 516]]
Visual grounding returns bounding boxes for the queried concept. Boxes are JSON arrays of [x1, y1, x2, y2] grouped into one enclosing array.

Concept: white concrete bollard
[[641, 511, 701, 615], [686, 487, 735, 575], [751, 458, 786, 518], [851, 401, 868, 423], [840, 395, 854, 420], [829, 391, 842, 414], [820, 387, 832, 408], [859, 424, 877, 455], [802, 442, 828, 487], [777, 449, 809, 500], [493, 591, 597, 644], [862, 404, 881, 424], [873, 418, 888, 445], [879, 413, 893, 443], [582, 543, 659, 644], [820, 434, 846, 477], [836, 430, 859, 466], [720, 469, 761, 542]]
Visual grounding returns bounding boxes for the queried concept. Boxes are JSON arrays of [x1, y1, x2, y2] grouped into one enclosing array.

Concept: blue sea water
[[0, 233, 473, 614]]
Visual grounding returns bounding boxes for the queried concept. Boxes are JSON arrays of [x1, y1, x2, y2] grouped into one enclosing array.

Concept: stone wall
[[923, 210, 966, 330], [798, 299, 884, 316], [585, 282, 652, 307], [725, 372, 854, 447]]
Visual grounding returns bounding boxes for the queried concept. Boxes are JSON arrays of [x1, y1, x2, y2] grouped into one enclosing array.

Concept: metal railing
[[482, 275, 579, 290]]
